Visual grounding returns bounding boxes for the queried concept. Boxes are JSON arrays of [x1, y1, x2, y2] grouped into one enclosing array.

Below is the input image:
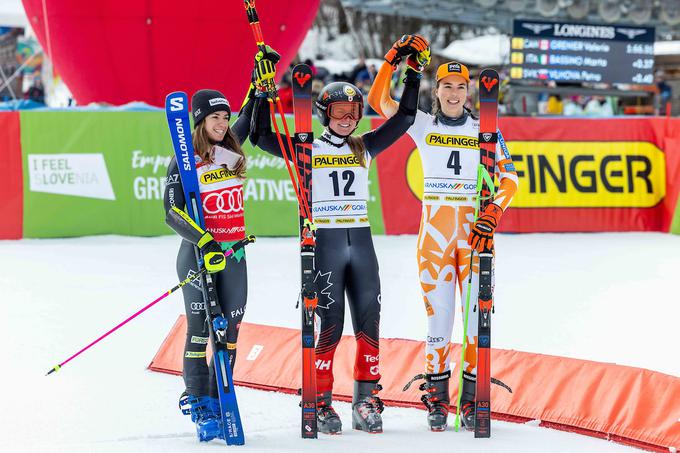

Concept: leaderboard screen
[[510, 19, 655, 85]]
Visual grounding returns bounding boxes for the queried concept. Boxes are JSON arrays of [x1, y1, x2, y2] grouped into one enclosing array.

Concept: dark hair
[[193, 120, 247, 179]]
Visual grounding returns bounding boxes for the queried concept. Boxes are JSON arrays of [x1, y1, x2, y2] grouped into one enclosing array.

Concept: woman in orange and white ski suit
[[368, 57, 518, 431]]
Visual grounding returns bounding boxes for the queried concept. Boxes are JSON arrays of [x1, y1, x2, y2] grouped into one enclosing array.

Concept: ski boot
[[459, 375, 476, 431], [316, 391, 342, 435], [421, 374, 450, 432], [352, 381, 384, 433], [179, 391, 223, 442]]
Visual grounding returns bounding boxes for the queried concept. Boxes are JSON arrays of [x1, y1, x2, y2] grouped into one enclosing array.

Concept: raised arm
[[367, 62, 399, 119], [367, 34, 430, 119], [233, 45, 282, 146], [248, 94, 286, 158], [231, 86, 257, 145], [363, 66, 422, 158]]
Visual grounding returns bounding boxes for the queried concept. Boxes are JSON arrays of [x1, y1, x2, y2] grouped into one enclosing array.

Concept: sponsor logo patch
[[312, 154, 362, 168], [200, 168, 239, 184], [208, 97, 229, 107], [425, 134, 479, 149], [510, 141, 665, 208], [191, 336, 209, 344]]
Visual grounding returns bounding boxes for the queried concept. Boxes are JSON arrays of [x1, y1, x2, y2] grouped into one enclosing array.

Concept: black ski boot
[[317, 391, 342, 435], [421, 374, 450, 432], [460, 375, 476, 431], [352, 381, 384, 433]]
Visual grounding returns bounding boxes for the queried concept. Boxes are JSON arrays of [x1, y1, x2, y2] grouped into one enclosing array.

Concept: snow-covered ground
[[3, 232, 678, 452]]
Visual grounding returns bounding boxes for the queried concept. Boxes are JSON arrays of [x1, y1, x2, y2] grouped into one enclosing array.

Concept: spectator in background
[[584, 96, 614, 116], [277, 76, 294, 113], [349, 57, 368, 85], [563, 96, 584, 116], [304, 58, 318, 76], [656, 73, 672, 115], [311, 79, 325, 101], [546, 95, 563, 115], [25, 77, 45, 105], [355, 64, 377, 86]]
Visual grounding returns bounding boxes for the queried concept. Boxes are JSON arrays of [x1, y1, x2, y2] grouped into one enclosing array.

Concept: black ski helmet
[[315, 82, 364, 127]]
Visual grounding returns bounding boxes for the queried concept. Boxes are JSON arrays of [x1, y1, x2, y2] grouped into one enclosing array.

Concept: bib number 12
[[329, 170, 355, 196]]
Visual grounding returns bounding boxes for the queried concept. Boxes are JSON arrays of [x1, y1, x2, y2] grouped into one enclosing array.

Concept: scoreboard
[[510, 19, 655, 85]]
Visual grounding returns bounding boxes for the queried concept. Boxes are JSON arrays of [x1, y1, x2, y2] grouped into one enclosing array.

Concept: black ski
[[291, 63, 318, 439], [474, 68, 500, 438]]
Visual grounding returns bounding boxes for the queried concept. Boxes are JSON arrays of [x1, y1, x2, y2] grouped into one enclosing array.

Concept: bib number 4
[[447, 150, 461, 174]]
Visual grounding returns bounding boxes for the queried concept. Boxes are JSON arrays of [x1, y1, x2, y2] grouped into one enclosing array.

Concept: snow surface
[[3, 233, 676, 452]]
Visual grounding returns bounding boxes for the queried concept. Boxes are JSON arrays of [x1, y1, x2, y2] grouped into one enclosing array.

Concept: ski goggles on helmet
[[328, 102, 362, 121]]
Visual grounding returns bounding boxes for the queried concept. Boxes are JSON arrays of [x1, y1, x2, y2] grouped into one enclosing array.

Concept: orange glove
[[468, 203, 503, 252], [384, 34, 429, 66]]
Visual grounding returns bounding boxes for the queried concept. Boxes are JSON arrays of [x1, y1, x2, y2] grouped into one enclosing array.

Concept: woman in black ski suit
[[162, 47, 279, 442], [250, 36, 430, 434]]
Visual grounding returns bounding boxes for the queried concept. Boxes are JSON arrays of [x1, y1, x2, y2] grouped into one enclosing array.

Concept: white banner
[[28, 153, 115, 200]]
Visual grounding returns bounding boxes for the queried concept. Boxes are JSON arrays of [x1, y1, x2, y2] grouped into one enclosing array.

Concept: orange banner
[[150, 317, 680, 451]]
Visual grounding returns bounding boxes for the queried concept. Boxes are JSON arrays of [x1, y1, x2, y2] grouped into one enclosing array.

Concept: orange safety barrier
[[149, 317, 679, 451]]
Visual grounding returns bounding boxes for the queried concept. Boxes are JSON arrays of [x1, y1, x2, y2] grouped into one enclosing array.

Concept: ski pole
[[45, 235, 256, 376], [454, 165, 494, 431], [243, 0, 313, 223]]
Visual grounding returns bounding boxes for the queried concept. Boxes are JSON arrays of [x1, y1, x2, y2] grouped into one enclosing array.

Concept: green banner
[[20, 111, 385, 238], [21, 111, 173, 237]]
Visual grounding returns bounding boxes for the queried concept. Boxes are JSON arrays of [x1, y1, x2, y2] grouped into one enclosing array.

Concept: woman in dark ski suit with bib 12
[[250, 36, 430, 435]]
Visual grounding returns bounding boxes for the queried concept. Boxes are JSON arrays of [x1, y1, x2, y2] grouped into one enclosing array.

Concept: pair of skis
[[455, 69, 500, 438]]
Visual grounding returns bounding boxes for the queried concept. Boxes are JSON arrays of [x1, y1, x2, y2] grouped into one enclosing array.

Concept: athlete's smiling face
[[328, 116, 358, 137], [204, 111, 230, 142], [437, 74, 468, 119]]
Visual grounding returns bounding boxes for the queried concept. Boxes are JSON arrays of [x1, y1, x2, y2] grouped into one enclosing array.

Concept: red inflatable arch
[[22, 0, 319, 107]]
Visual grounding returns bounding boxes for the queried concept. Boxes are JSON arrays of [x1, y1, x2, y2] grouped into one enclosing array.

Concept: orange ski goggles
[[328, 102, 362, 121]]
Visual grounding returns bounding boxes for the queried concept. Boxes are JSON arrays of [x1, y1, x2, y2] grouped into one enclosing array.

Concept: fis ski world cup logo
[[294, 70, 311, 87], [481, 76, 498, 92]]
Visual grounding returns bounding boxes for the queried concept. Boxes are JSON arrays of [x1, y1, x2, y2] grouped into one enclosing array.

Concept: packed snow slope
[[3, 232, 677, 452]]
